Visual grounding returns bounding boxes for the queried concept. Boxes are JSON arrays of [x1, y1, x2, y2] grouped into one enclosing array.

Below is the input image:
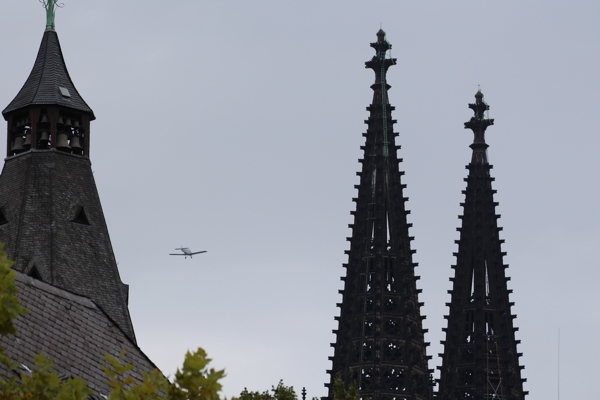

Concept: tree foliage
[[103, 350, 167, 400], [0, 353, 91, 400], [0, 244, 26, 337], [332, 374, 361, 400], [168, 348, 225, 400], [239, 380, 297, 400]]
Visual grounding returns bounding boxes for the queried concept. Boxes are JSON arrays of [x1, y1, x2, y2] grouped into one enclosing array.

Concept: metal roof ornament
[[40, 0, 63, 30]]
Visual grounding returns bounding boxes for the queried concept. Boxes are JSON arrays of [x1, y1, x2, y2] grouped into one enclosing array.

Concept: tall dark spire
[[326, 30, 433, 400], [436, 92, 527, 400], [0, 20, 135, 340]]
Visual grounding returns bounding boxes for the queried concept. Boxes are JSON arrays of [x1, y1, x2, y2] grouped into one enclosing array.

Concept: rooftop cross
[[40, 0, 62, 30]]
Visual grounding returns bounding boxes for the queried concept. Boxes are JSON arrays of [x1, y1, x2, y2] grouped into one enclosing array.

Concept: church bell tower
[[326, 30, 433, 400], [0, 2, 135, 341]]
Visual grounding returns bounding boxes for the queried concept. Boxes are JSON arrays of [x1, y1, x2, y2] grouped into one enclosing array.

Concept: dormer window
[[58, 86, 71, 98], [72, 207, 90, 225]]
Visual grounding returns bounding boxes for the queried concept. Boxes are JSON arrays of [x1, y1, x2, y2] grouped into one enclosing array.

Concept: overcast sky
[[1, 1, 599, 399]]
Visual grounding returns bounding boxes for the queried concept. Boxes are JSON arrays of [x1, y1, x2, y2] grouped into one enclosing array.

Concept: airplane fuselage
[[170, 247, 207, 259]]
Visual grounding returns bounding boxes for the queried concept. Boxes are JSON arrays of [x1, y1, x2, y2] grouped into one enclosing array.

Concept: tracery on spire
[[437, 93, 527, 400], [326, 31, 432, 400]]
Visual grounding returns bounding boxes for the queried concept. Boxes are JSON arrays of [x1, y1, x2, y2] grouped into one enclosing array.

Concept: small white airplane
[[169, 247, 207, 259]]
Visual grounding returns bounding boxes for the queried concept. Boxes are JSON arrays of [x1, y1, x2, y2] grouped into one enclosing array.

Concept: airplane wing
[[169, 253, 186, 256], [190, 251, 207, 255]]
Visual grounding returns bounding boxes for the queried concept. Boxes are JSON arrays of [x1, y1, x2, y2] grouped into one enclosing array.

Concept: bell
[[40, 115, 49, 123], [38, 130, 49, 141], [38, 130, 50, 149], [72, 120, 80, 128], [23, 132, 32, 148], [56, 132, 70, 151], [70, 135, 82, 151], [58, 117, 65, 125], [16, 119, 23, 127], [65, 118, 72, 126], [11, 136, 25, 153]]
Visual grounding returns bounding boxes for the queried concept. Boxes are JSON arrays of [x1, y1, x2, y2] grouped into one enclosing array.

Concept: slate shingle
[[2, 29, 94, 119], [0, 273, 160, 398], [0, 150, 135, 341]]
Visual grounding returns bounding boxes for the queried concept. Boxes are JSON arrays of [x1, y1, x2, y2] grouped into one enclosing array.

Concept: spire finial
[[40, 0, 63, 30], [464, 90, 494, 158]]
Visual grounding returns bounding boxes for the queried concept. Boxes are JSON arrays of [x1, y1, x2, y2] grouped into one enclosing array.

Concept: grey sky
[[1, 1, 599, 399]]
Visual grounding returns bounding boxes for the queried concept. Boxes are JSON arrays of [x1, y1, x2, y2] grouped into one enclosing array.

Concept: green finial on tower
[[41, 0, 61, 30]]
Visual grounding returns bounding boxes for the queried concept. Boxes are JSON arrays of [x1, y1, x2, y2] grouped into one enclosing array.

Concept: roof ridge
[[14, 271, 163, 374], [15, 271, 97, 309]]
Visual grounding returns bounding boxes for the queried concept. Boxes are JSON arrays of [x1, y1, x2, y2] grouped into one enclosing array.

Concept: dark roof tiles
[[2, 30, 94, 118], [0, 151, 135, 341], [0, 272, 159, 398]]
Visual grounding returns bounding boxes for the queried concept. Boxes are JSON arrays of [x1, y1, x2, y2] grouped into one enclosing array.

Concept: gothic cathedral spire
[[436, 92, 527, 400], [326, 30, 433, 400]]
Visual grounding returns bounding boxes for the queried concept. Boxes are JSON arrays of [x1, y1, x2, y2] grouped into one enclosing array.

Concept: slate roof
[[0, 272, 160, 398], [2, 29, 95, 119], [0, 150, 135, 341]]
